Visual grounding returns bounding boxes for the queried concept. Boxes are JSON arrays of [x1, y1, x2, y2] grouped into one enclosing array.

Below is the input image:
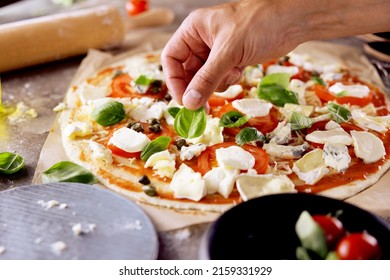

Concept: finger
[[215, 66, 244, 92], [182, 47, 235, 109]]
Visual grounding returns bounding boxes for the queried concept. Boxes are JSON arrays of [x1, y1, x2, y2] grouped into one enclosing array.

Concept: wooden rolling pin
[[0, 5, 174, 73]]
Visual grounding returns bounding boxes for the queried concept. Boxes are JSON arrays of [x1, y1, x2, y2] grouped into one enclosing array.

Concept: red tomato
[[216, 103, 278, 136], [125, 0, 149, 16], [336, 232, 381, 260], [107, 143, 141, 158], [312, 215, 346, 249], [208, 92, 244, 108], [197, 142, 269, 175], [313, 84, 373, 107], [109, 73, 166, 99]]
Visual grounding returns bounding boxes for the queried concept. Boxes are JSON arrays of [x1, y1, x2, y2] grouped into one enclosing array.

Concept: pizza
[[57, 48, 390, 212]]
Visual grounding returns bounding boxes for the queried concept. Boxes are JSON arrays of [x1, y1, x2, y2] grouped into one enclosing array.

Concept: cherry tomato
[[197, 142, 269, 175], [109, 73, 167, 99], [313, 84, 373, 107], [125, 0, 149, 16], [107, 143, 141, 158], [336, 232, 381, 260], [312, 215, 346, 249]]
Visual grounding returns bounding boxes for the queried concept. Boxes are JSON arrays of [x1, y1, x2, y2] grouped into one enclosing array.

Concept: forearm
[[284, 0, 390, 43]]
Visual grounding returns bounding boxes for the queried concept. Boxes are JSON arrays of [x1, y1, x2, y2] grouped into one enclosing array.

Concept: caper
[[149, 123, 162, 133], [158, 64, 163, 71], [142, 185, 157, 197], [126, 122, 134, 128], [164, 93, 172, 102], [138, 175, 151, 185], [148, 118, 160, 125], [131, 122, 144, 133], [150, 80, 163, 93], [174, 138, 187, 150]]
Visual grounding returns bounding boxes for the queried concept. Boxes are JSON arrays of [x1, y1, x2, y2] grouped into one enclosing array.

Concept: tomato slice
[[216, 103, 278, 136], [197, 142, 269, 175], [312, 215, 346, 249], [107, 143, 142, 158], [109, 73, 167, 99], [208, 91, 244, 108], [336, 232, 381, 260], [125, 0, 149, 16], [313, 84, 373, 107]]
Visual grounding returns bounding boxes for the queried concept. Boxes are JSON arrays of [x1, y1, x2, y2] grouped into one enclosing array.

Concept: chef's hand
[[161, 0, 390, 110]]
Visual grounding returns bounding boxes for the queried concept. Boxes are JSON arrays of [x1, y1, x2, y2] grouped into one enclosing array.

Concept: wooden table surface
[[0, 0, 388, 260]]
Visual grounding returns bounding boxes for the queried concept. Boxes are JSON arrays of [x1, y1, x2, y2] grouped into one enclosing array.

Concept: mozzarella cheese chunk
[[188, 116, 224, 146], [108, 127, 150, 153], [236, 174, 296, 201], [323, 143, 351, 172], [351, 130, 385, 164], [351, 109, 390, 133], [180, 143, 207, 161], [243, 65, 263, 86], [89, 141, 113, 164], [269, 124, 291, 145], [214, 84, 243, 99], [292, 149, 329, 185], [144, 150, 176, 178], [325, 120, 341, 130], [204, 166, 239, 198], [266, 65, 299, 76], [124, 55, 165, 82], [216, 146, 255, 170], [130, 99, 167, 122], [289, 79, 307, 105], [232, 98, 273, 117], [64, 122, 93, 139], [329, 82, 370, 98], [288, 52, 343, 74], [77, 83, 108, 105], [170, 164, 206, 201], [306, 127, 352, 145]]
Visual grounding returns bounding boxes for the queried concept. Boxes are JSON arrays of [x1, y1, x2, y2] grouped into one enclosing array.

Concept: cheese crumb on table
[[0, 246, 5, 255], [51, 241, 67, 256]]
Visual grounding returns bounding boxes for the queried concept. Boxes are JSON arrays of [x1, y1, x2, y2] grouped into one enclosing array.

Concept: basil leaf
[[311, 76, 326, 86], [235, 127, 265, 146], [0, 152, 24, 175], [92, 101, 126, 126], [219, 111, 249, 128], [135, 75, 152, 86], [167, 107, 180, 118], [258, 84, 299, 107], [42, 161, 97, 184], [260, 73, 291, 88], [141, 136, 171, 161], [174, 107, 207, 139], [327, 102, 351, 123], [290, 112, 313, 131]]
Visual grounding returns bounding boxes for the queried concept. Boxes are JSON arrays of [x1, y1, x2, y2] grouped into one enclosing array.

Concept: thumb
[[182, 50, 234, 110]]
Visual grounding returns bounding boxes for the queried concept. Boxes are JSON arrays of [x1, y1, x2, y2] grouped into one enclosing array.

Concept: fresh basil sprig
[[219, 111, 249, 128], [174, 107, 207, 139], [258, 73, 298, 107], [42, 161, 97, 184], [311, 76, 326, 86], [289, 112, 313, 131], [0, 152, 24, 175], [135, 75, 152, 86], [167, 107, 180, 118], [92, 101, 126, 126], [235, 127, 265, 146], [327, 102, 351, 123], [141, 136, 171, 161]]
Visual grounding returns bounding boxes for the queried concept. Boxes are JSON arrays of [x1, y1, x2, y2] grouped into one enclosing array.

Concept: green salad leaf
[[174, 107, 207, 139], [311, 76, 326, 86], [92, 101, 126, 126], [0, 152, 24, 175], [235, 127, 265, 146], [258, 73, 298, 107], [141, 136, 171, 161], [134, 75, 152, 86], [42, 161, 97, 184], [327, 102, 351, 123], [167, 107, 181, 118], [219, 111, 249, 128], [289, 112, 313, 131]]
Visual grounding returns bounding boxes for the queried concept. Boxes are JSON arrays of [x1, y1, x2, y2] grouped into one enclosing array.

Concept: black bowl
[[206, 193, 390, 260]]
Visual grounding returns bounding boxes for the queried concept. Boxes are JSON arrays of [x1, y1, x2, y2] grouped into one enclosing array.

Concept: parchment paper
[[33, 34, 390, 231]]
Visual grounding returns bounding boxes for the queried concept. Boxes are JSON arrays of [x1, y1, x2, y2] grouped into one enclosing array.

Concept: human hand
[[161, 0, 304, 110]]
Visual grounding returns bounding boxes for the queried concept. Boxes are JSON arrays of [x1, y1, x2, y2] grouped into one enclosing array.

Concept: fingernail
[[183, 89, 203, 107]]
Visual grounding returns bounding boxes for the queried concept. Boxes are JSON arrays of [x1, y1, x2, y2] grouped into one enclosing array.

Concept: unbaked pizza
[[55, 49, 390, 212]]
